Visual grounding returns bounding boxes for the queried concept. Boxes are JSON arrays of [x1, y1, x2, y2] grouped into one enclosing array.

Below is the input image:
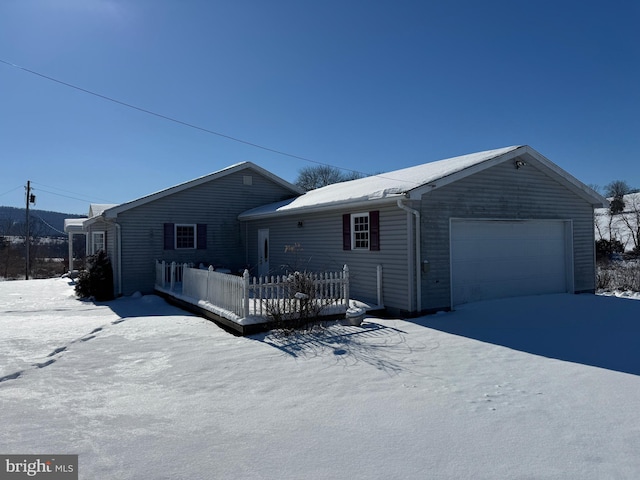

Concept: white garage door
[[450, 219, 572, 306]]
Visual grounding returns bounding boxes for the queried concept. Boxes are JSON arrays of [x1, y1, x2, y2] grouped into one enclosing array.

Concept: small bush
[[262, 271, 337, 330], [595, 239, 624, 261], [596, 260, 640, 292], [75, 250, 114, 301]]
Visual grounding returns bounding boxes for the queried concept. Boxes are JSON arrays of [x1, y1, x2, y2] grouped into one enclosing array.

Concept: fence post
[[343, 264, 349, 306], [170, 261, 176, 291], [207, 265, 214, 303], [243, 269, 250, 318], [377, 264, 383, 307]]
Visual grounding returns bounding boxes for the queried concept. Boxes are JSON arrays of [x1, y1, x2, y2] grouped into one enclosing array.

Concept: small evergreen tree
[[75, 250, 114, 301], [610, 195, 626, 215]]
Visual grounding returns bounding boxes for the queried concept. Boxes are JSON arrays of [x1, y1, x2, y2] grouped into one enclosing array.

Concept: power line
[[0, 58, 367, 176], [31, 213, 67, 235], [0, 185, 24, 198], [33, 187, 107, 205], [0, 58, 423, 187], [31, 181, 116, 204]]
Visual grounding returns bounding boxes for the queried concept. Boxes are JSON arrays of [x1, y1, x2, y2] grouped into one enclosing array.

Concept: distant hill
[[0, 206, 85, 238]]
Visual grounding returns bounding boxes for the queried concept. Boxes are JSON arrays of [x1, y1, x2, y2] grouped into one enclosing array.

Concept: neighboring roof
[[63, 218, 88, 234], [89, 204, 118, 218], [84, 161, 303, 226], [239, 145, 607, 220]]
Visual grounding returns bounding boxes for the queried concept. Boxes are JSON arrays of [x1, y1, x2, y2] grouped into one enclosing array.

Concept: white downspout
[[114, 222, 122, 296], [397, 198, 421, 313]]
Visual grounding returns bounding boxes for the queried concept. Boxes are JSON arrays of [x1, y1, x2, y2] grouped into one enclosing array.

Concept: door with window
[[258, 229, 269, 277]]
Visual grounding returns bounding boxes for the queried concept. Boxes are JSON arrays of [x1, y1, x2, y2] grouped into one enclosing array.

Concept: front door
[[258, 229, 269, 278]]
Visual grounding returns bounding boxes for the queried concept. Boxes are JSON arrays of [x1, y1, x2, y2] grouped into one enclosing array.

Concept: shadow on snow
[[416, 293, 640, 376], [252, 321, 430, 375]]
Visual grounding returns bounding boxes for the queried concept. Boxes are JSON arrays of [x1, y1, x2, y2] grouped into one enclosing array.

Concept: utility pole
[[25, 181, 35, 280]]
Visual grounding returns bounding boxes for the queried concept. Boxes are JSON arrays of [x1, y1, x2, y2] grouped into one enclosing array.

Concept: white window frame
[[175, 224, 197, 250], [91, 231, 105, 254], [351, 212, 370, 250]]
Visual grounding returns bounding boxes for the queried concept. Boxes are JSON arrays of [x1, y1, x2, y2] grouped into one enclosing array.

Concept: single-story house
[[238, 145, 607, 315], [66, 145, 607, 317], [65, 162, 303, 296]]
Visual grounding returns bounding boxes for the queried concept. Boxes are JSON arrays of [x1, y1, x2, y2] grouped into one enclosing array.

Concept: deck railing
[[155, 261, 352, 320], [155, 260, 193, 291]]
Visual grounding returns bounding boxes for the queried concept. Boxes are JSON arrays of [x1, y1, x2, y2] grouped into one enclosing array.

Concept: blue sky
[[1, 0, 638, 214]]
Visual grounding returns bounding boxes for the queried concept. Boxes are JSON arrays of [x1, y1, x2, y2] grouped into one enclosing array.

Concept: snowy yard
[[1, 278, 640, 479]]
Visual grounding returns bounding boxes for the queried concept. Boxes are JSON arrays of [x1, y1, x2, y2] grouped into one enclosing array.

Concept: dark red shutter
[[164, 223, 174, 250], [370, 210, 380, 251], [342, 214, 351, 250], [197, 224, 207, 250], [103, 231, 107, 253]]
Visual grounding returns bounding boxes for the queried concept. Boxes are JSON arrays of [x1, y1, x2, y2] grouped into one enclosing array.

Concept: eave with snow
[[240, 146, 606, 220]]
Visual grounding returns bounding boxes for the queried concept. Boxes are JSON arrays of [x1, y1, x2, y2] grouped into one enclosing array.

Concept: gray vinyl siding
[[115, 169, 297, 295], [420, 159, 597, 311], [242, 203, 412, 312]]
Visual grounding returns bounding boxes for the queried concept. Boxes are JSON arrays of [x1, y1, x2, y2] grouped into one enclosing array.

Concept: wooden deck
[[155, 286, 384, 335]]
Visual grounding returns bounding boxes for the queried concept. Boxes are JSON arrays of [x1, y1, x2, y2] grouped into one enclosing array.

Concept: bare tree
[[295, 165, 364, 191], [604, 180, 633, 198], [620, 194, 640, 253]]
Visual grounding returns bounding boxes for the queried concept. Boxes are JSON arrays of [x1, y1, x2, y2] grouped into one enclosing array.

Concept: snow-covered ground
[[1, 278, 640, 479]]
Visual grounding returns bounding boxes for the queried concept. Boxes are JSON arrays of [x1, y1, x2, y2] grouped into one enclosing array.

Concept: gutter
[[114, 222, 122, 296], [397, 197, 421, 313], [239, 195, 404, 221]]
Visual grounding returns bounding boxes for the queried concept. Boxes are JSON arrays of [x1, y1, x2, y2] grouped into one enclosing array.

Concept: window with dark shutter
[[164, 223, 175, 250], [197, 224, 207, 250], [370, 210, 380, 251], [342, 214, 351, 250], [343, 211, 380, 251]]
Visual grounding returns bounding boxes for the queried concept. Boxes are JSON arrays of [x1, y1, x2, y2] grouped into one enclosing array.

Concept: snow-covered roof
[[63, 218, 88, 233], [239, 145, 606, 219], [89, 204, 118, 218]]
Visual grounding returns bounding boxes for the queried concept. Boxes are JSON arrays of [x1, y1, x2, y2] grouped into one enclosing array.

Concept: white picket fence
[[155, 260, 193, 292], [155, 261, 352, 320]]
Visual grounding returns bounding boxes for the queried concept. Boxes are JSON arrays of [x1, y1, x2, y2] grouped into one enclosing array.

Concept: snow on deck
[[155, 283, 379, 334]]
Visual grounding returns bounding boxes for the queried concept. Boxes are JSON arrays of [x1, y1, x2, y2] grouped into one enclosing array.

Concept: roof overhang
[[63, 218, 88, 234], [82, 215, 108, 228], [239, 195, 404, 221]]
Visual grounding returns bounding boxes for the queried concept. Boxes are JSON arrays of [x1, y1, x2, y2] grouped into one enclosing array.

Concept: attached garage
[[240, 145, 607, 316], [450, 219, 574, 306]]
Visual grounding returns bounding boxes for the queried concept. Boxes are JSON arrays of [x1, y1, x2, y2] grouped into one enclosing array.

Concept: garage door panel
[[451, 220, 570, 306]]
